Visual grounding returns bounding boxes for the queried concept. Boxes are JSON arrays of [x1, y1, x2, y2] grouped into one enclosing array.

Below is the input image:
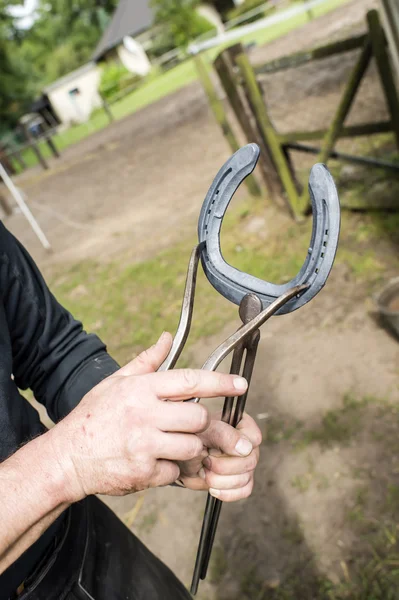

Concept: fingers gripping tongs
[[158, 144, 341, 595]]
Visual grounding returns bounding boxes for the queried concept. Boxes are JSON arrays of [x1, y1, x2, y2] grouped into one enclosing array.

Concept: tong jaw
[[198, 144, 341, 314]]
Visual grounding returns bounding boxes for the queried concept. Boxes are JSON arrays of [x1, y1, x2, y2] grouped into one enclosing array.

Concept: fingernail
[[235, 438, 253, 456], [209, 488, 220, 498], [234, 377, 248, 391], [203, 457, 211, 469], [158, 331, 168, 343], [199, 468, 206, 480]]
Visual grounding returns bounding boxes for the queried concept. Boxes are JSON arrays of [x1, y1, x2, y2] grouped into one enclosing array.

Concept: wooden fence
[[196, 8, 399, 218]]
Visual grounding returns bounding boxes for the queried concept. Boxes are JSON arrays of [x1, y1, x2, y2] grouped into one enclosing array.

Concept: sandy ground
[[4, 0, 399, 597]]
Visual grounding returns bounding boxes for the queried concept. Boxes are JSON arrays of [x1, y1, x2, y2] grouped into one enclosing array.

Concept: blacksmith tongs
[[158, 143, 341, 595]]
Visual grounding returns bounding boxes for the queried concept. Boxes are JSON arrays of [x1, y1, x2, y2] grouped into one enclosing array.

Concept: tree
[[151, 0, 214, 49], [0, 0, 121, 132], [0, 1, 34, 131], [21, 0, 120, 82]]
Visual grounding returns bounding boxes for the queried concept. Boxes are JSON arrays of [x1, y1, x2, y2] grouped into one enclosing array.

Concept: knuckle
[[218, 372, 231, 391], [226, 428, 240, 452], [181, 369, 199, 393], [233, 473, 251, 489], [173, 463, 181, 481], [214, 422, 237, 452], [189, 437, 204, 459], [134, 455, 155, 484], [160, 462, 180, 486], [136, 350, 150, 365], [206, 471, 217, 487], [244, 471, 253, 486], [253, 428, 263, 448], [243, 480, 254, 498], [247, 452, 258, 471], [211, 460, 225, 475], [196, 406, 210, 432], [220, 490, 235, 503]]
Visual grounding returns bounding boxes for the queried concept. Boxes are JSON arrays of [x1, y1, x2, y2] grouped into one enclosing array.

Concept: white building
[[43, 63, 102, 127]]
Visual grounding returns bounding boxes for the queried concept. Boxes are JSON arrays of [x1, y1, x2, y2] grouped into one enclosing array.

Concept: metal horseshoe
[[198, 143, 341, 314]]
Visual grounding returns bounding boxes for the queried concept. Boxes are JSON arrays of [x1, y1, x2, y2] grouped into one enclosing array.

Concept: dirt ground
[[4, 0, 399, 597]]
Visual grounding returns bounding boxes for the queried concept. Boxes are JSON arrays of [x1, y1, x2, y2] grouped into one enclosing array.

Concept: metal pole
[[285, 142, 399, 172], [0, 162, 51, 251]]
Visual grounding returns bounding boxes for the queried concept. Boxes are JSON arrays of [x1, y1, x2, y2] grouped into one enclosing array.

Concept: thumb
[[118, 332, 173, 376]]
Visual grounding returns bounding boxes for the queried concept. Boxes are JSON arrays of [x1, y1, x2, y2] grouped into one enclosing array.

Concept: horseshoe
[[198, 143, 340, 314]]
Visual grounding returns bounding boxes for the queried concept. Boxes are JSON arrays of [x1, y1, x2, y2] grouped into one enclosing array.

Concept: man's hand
[[178, 413, 262, 502], [49, 332, 249, 503]]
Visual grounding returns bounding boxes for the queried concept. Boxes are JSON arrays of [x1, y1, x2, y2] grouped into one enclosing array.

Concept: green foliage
[[147, 28, 176, 59], [151, 0, 215, 49], [20, 0, 120, 85], [99, 62, 141, 101], [0, 1, 35, 129], [227, 0, 271, 25], [0, 0, 120, 130]]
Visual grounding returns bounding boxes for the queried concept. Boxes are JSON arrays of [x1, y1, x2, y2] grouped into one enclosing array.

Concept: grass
[[265, 393, 397, 453], [137, 509, 158, 534], [18, 0, 351, 171], [297, 393, 371, 449], [47, 163, 399, 368], [209, 546, 228, 584], [237, 0, 350, 48]]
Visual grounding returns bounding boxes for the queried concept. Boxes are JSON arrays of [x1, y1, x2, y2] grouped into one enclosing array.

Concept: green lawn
[[19, 0, 350, 170]]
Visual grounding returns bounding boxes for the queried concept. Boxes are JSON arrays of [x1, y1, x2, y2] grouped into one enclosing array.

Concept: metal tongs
[[158, 144, 341, 595]]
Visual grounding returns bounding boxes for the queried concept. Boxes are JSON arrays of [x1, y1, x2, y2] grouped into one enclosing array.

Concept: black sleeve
[[0, 222, 120, 422]]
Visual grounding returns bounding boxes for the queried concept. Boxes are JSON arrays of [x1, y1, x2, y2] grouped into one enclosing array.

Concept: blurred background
[[1, 0, 399, 598]]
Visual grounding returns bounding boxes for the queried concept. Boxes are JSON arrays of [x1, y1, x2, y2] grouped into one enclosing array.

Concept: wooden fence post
[[20, 124, 49, 170], [367, 9, 399, 150], [100, 93, 114, 124], [214, 47, 282, 203], [45, 134, 60, 159], [194, 53, 261, 197], [298, 38, 374, 209], [12, 150, 27, 171], [316, 40, 373, 167], [235, 51, 303, 217]]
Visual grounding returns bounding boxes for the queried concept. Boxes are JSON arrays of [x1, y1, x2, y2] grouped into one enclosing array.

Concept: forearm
[[0, 431, 72, 575]]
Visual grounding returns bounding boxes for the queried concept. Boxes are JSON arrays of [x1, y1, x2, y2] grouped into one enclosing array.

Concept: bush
[[99, 62, 142, 100], [147, 28, 176, 59], [191, 12, 217, 39], [227, 0, 272, 25], [151, 0, 216, 50], [170, 11, 216, 48]]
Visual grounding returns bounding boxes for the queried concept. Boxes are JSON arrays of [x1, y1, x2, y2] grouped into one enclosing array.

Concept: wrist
[[1, 430, 76, 525], [44, 424, 86, 504]]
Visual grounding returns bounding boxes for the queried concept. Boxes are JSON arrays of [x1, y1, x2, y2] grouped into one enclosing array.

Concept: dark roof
[[93, 0, 153, 61]]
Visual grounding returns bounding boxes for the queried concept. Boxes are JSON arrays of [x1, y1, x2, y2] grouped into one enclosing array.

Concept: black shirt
[[0, 222, 119, 598]]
